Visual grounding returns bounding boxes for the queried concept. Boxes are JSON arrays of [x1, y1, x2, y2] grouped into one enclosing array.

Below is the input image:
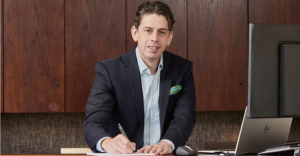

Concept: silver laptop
[[198, 107, 293, 155]]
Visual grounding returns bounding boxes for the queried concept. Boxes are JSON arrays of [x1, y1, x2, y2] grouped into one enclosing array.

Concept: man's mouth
[[148, 46, 159, 50]]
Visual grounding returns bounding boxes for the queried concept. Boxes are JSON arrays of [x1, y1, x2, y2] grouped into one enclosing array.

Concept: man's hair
[[134, 1, 175, 31]]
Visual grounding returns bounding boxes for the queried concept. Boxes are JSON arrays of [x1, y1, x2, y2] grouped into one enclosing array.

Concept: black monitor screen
[[248, 23, 300, 118]]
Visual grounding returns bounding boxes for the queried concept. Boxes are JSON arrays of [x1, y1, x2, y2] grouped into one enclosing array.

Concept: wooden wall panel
[[65, 0, 126, 112], [188, 0, 248, 111], [126, 0, 187, 59], [1, 0, 3, 113], [3, 0, 65, 112], [249, 0, 300, 24]]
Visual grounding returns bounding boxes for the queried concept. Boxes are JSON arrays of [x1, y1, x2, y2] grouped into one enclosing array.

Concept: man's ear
[[167, 31, 174, 46], [131, 26, 138, 42]]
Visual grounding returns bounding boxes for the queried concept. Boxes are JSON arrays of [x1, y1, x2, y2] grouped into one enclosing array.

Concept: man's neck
[[138, 54, 160, 75], [143, 58, 160, 75]]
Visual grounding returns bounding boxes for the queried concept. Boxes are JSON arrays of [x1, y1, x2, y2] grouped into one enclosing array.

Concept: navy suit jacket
[[83, 48, 196, 152]]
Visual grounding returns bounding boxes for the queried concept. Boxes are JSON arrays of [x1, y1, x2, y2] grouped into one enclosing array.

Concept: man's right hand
[[101, 134, 136, 154]]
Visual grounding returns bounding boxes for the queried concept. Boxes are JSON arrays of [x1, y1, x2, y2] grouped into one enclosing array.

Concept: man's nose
[[151, 32, 159, 42]]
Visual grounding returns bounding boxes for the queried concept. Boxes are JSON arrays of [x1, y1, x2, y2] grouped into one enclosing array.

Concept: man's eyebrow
[[158, 28, 168, 31], [143, 27, 153, 29], [142, 27, 168, 31]]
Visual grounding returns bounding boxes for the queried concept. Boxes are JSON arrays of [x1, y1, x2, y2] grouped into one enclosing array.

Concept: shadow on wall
[[1, 112, 299, 154]]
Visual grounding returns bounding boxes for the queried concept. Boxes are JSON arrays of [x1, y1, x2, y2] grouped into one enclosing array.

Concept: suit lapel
[[123, 49, 173, 134], [159, 52, 173, 132], [124, 49, 144, 130]]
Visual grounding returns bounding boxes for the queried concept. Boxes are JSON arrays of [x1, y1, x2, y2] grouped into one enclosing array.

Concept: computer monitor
[[248, 23, 300, 118]]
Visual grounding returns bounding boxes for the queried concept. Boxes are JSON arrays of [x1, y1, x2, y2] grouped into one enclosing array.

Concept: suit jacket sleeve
[[83, 62, 115, 152], [161, 61, 196, 150]]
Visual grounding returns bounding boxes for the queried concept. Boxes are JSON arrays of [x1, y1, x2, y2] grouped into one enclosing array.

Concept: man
[[83, 1, 196, 154]]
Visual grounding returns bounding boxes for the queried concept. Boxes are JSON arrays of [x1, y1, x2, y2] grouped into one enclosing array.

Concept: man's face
[[131, 14, 173, 62]]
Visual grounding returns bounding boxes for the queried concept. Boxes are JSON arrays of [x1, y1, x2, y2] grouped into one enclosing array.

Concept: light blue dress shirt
[[135, 48, 162, 147], [96, 48, 174, 152]]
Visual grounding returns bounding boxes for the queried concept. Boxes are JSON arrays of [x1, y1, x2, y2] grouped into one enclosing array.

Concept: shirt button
[[152, 135, 155, 138], [152, 98, 155, 101]]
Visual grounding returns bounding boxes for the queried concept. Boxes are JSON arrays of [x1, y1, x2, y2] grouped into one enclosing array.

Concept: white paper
[[87, 153, 155, 156]]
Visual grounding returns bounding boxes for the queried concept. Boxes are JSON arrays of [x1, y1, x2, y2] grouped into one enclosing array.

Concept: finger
[[159, 146, 172, 155], [149, 146, 159, 154], [155, 146, 164, 155], [143, 146, 153, 153], [118, 134, 136, 151], [136, 148, 144, 153], [116, 139, 134, 154], [128, 142, 136, 151], [116, 134, 134, 153], [118, 134, 130, 143], [115, 144, 128, 154], [112, 149, 122, 154]]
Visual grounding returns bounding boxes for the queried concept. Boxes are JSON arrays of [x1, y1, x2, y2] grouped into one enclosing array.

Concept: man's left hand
[[136, 141, 172, 155]]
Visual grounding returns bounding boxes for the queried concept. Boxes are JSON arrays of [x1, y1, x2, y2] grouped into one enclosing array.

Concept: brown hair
[[134, 1, 175, 31]]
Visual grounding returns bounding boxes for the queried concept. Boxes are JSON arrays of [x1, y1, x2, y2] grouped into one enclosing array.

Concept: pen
[[118, 123, 137, 153], [118, 123, 128, 138]]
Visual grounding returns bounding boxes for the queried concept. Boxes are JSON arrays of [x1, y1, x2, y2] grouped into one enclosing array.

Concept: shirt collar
[[135, 47, 163, 75]]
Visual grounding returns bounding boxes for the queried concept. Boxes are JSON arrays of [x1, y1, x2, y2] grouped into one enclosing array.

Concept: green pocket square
[[170, 85, 182, 95]]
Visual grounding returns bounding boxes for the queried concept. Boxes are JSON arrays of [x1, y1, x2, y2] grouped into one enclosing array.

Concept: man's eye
[[145, 30, 151, 33], [159, 31, 166, 34]]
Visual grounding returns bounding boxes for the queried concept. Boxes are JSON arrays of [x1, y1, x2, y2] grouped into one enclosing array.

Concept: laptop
[[198, 107, 293, 155]]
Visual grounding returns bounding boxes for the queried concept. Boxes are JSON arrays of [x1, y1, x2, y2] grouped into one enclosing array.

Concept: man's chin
[[146, 51, 163, 57], [145, 54, 161, 60]]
